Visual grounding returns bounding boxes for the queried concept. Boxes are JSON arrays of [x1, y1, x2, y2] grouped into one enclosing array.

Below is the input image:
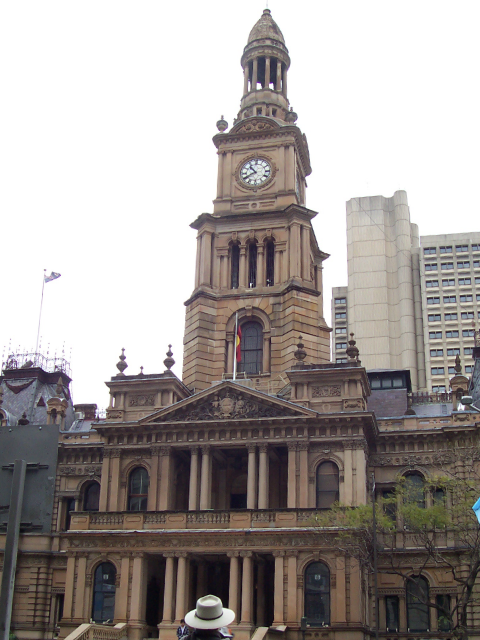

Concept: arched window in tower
[[231, 243, 240, 289], [83, 481, 100, 511], [239, 321, 263, 375], [406, 576, 429, 632], [266, 240, 275, 286], [128, 467, 149, 511], [248, 242, 257, 288], [316, 461, 339, 509], [92, 562, 116, 623], [304, 562, 330, 626]]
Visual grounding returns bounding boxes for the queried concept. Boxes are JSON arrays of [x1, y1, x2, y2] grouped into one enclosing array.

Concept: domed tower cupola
[[238, 9, 291, 122]]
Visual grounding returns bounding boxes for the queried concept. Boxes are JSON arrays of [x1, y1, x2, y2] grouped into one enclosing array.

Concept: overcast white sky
[[1, 1, 479, 408]]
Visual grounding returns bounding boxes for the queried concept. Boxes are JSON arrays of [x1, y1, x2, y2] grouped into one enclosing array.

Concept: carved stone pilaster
[[247, 443, 257, 453], [227, 551, 240, 558], [239, 551, 253, 558], [272, 550, 285, 558], [200, 445, 211, 455], [175, 552, 188, 559], [258, 443, 268, 453], [287, 442, 297, 451], [160, 446, 171, 457], [297, 442, 309, 451], [150, 445, 162, 456]]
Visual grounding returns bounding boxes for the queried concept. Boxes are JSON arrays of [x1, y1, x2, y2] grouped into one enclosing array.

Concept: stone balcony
[[68, 508, 318, 531]]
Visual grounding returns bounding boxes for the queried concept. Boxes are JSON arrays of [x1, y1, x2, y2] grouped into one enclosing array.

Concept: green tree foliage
[[312, 472, 480, 640]]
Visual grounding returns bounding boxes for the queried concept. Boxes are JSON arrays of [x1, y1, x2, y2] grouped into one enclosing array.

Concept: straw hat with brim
[[185, 595, 235, 630]]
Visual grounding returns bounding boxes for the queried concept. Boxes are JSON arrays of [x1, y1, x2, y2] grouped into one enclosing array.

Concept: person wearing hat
[[184, 595, 235, 640]]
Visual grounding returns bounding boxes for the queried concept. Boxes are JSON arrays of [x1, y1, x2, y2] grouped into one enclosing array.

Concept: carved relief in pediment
[[165, 388, 298, 422]]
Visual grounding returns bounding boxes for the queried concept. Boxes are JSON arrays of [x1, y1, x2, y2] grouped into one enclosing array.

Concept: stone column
[[175, 553, 188, 623], [262, 334, 270, 375], [298, 443, 309, 508], [108, 448, 122, 511], [195, 236, 202, 289], [73, 553, 87, 620], [226, 334, 234, 374], [243, 65, 249, 94], [264, 57, 271, 89], [130, 553, 147, 626], [276, 59, 282, 91], [227, 552, 240, 619], [287, 443, 297, 508], [159, 447, 172, 511], [99, 450, 110, 511], [240, 552, 253, 624], [301, 225, 310, 280], [289, 223, 301, 278], [239, 246, 247, 288], [257, 244, 265, 287], [282, 66, 288, 98], [398, 595, 407, 632], [274, 247, 281, 285], [343, 443, 353, 506], [258, 444, 269, 509], [273, 551, 285, 625], [188, 447, 200, 511], [200, 445, 211, 510], [115, 554, 130, 621], [200, 231, 212, 287], [162, 553, 175, 623], [252, 58, 258, 90], [286, 551, 298, 623], [148, 445, 161, 511], [63, 555, 76, 620], [247, 444, 257, 509]]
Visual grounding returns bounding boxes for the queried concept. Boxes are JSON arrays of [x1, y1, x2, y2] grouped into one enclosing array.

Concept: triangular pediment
[[139, 381, 317, 424]]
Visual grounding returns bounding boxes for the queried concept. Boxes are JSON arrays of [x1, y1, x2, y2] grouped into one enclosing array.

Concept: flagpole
[[233, 312, 238, 380], [35, 270, 46, 355]]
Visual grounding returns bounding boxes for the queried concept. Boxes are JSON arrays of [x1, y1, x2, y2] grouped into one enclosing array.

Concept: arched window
[[265, 240, 275, 286], [305, 562, 330, 626], [406, 576, 429, 632], [316, 461, 339, 509], [128, 468, 149, 511], [404, 473, 425, 509], [248, 242, 257, 288], [238, 321, 263, 375], [231, 244, 240, 289], [83, 482, 100, 511], [92, 562, 116, 623]]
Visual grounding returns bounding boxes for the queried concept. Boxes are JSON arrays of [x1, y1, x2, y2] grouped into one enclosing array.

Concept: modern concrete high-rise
[[332, 192, 480, 393]]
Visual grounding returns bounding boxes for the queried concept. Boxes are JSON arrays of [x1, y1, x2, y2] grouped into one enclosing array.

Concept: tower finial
[[164, 345, 175, 372], [116, 348, 128, 376]]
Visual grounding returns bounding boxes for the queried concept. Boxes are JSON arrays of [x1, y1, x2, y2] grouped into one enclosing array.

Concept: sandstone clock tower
[[183, 9, 331, 392]]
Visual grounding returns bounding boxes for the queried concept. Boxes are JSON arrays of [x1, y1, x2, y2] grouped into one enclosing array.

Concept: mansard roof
[[138, 380, 318, 425]]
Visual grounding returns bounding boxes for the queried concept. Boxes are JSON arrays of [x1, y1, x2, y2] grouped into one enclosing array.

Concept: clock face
[[240, 158, 272, 187]]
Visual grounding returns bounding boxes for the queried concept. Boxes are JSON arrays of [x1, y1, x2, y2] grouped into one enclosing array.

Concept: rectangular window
[[457, 261, 470, 269], [382, 491, 397, 521], [335, 312, 346, 319], [477, 294, 480, 301], [423, 247, 436, 255], [459, 277, 471, 285], [466, 365, 473, 373], [428, 314, 441, 322], [476, 277, 480, 285], [464, 347, 473, 355], [335, 327, 346, 334], [456, 245, 469, 253], [472, 244, 480, 251], [431, 367, 445, 375], [463, 329, 475, 337], [445, 313, 458, 321], [433, 385, 447, 393], [462, 312, 474, 319], [448, 366, 455, 374], [447, 348, 460, 356], [446, 330, 459, 338], [460, 294, 473, 302], [441, 262, 454, 270], [425, 263, 438, 271], [475, 261, 480, 268], [443, 296, 456, 303], [429, 331, 442, 339], [440, 246, 452, 253], [426, 280, 439, 288], [427, 296, 440, 304], [336, 358, 347, 364], [335, 298, 346, 304], [442, 278, 455, 286], [336, 343, 347, 350], [430, 349, 444, 357]]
